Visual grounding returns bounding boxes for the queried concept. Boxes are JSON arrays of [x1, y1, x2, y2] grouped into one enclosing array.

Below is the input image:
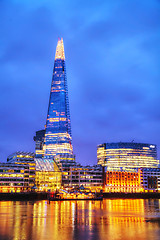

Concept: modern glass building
[[43, 38, 73, 159], [97, 142, 158, 172]]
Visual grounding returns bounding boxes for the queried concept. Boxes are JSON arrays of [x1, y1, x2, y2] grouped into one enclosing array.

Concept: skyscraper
[[43, 38, 73, 159]]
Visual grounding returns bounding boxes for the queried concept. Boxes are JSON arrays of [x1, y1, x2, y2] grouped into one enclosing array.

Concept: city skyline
[[0, 0, 159, 165]]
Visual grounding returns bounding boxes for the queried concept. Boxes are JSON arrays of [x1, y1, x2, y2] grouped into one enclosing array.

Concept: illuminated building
[[34, 157, 62, 191], [97, 142, 158, 171], [0, 163, 35, 192], [32, 39, 74, 190], [105, 171, 141, 193], [139, 168, 160, 192], [54, 156, 103, 190], [54, 154, 103, 189], [7, 151, 35, 188], [7, 151, 35, 163], [33, 131, 63, 191], [54, 154, 102, 190], [54, 153, 76, 186], [68, 165, 103, 190], [35, 170, 61, 192], [43, 38, 73, 160]]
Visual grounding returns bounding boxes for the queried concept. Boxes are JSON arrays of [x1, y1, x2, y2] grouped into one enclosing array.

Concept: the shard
[[43, 38, 73, 159]]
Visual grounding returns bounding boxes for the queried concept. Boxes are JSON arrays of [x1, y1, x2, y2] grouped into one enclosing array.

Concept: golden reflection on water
[[0, 199, 159, 240]]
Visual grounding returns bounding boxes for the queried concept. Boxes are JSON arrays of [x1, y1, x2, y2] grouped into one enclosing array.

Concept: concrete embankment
[[0, 192, 48, 201], [0, 192, 160, 201], [103, 192, 160, 199]]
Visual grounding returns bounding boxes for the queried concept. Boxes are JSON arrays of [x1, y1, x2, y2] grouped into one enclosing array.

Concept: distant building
[[97, 142, 158, 171], [139, 168, 160, 192]]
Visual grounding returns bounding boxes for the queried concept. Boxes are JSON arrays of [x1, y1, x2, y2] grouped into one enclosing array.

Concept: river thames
[[0, 199, 159, 240]]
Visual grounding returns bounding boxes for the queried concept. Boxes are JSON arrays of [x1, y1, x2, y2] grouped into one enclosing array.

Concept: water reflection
[[0, 199, 160, 240]]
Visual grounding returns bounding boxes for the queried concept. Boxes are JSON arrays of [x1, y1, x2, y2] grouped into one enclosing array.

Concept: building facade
[[7, 151, 35, 163], [35, 158, 62, 191], [0, 163, 35, 192], [43, 38, 73, 159], [54, 153, 76, 185], [139, 168, 160, 192], [7, 151, 35, 189], [33, 130, 45, 158], [67, 165, 103, 191], [97, 142, 158, 172], [105, 171, 141, 193], [35, 170, 61, 192]]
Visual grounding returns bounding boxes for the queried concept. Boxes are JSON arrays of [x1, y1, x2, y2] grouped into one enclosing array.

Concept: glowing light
[[55, 38, 65, 60]]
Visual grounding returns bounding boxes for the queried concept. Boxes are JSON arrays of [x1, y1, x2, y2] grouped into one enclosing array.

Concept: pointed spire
[[55, 38, 65, 60]]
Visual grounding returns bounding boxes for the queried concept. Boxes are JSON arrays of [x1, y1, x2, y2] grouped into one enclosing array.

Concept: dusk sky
[[0, 0, 160, 165]]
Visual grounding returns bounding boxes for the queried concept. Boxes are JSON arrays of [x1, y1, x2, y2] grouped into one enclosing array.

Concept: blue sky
[[0, 0, 160, 164]]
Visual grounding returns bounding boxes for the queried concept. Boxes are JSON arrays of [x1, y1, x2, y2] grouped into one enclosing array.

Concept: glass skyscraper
[[43, 38, 73, 159]]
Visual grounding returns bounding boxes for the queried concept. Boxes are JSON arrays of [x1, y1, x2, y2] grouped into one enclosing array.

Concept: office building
[[97, 142, 158, 171], [7, 151, 35, 188], [105, 171, 141, 193], [35, 160, 62, 192], [67, 165, 103, 191], [43, 38, 73, 160], [139, 168, 160, 192], [0, 162, 35, 192], [54, 154, 103, 190], [7, 151, 61, 191]]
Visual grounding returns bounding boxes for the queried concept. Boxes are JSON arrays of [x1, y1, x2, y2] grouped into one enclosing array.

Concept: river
[[0, 199, 159, 240]]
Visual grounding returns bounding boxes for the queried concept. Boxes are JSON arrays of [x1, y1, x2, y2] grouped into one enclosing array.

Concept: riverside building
[[6, 151, 62, 192], [139, 168, 160, 192], [105, 171, 142, 193], [54, 154, 103, 190], [97, 142, 158, 172], [7, 151, 35, 189], [67, 165, 103, 191], [0, 162, 35, 192], [35, 160, 62, 192]]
